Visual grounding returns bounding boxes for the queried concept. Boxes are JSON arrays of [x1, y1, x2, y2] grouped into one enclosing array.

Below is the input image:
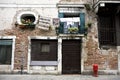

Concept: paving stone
[[0, 75, 120, 80]]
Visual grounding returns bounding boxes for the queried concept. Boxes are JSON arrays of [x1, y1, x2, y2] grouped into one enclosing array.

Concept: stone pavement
[[0, 75, 120, 80]]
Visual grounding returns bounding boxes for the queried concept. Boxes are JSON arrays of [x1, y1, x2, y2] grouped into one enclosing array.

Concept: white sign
[[38, 16, 51, 30]]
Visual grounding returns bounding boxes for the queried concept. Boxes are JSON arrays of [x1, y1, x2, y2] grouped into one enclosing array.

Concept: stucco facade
[[0, 0, 119, 75]]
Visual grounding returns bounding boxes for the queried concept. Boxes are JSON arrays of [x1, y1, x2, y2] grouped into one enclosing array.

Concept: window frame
[[29, 37, 58, 66], [0, 36, 16, 71], [0, 39, 12, 65], [98, 15, 117, 47]]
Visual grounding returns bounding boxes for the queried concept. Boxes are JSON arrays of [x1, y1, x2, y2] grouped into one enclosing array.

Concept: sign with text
[[38, 16, 51, 30]]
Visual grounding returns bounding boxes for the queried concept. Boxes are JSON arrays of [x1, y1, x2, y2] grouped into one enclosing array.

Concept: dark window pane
[[31, 39, 57, 61], [0, 40, 12, 65], [98, 15, 116, 46]]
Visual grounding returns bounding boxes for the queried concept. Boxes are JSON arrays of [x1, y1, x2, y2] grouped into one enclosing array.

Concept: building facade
[[0, 0, 119, 75]]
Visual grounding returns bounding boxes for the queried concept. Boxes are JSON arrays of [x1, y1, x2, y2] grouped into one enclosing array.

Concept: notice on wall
[[38, 16, 51, 30], [53, 18, 59, 27]]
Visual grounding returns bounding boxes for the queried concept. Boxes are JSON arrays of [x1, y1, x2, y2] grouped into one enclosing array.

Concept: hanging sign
[[38, 16, 51, 30]]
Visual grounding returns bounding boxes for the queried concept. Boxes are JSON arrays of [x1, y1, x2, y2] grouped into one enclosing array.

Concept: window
[[0, 39, 12, 65], [41, 43, 50, 52], [17, 11, 38, 25], [21, 14, 35, 25], [98, 15, 116, 46], [31, 39, 57, 61], [60, 18, 80, 33], [59, 12, 85, 34]]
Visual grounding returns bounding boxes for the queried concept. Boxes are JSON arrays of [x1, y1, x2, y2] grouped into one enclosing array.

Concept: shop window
[[0, 39, 12, 65]]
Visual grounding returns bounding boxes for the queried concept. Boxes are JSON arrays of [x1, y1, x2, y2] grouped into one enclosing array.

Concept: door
[[62, 40, 81, 74]]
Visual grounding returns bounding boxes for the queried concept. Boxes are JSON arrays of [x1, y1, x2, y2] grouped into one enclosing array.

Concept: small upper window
[[17, 11, 38, 25], [21, 14, 35, 25]]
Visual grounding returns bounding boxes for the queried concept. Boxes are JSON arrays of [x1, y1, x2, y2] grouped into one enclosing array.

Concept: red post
[[93, 64, 98, 77]]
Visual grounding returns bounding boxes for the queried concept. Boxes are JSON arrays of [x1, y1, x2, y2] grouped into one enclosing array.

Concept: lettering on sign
[[38, 16, 51, 30]]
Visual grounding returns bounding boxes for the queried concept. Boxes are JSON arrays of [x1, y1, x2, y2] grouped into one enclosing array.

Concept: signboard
[[53, 18, 59, 27], [38, 16, 51, 30]]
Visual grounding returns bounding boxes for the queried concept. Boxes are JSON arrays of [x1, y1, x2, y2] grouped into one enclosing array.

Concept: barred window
[[98, 15, 116, 46]]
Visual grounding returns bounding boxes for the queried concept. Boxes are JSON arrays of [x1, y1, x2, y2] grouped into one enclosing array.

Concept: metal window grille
[[98, 16, 116, 46]]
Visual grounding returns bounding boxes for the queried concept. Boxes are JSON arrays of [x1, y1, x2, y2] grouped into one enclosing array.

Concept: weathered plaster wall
[[0, 8, 17, 30], [0, 0, 59, 71], [0, 7, 58, 30], [59, 0, 84, 3], [0, 26, 56, 70], [0, 0, 60, 4], [83, 7, 118, 71], [0, 0, 118, 74]]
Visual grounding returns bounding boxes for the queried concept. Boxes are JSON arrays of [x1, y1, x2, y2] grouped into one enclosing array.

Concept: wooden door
[[62, 40, 81, 74]]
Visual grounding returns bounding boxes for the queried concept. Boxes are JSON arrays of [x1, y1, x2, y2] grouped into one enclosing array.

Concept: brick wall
[[0, 26, 56, 70], [0, 0, 118, 73], [83, 9, 118, 70]]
